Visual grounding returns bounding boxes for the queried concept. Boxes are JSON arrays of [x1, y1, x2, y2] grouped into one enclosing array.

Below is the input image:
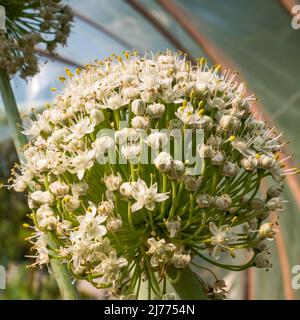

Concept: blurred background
[[1, 0, 300, 299]]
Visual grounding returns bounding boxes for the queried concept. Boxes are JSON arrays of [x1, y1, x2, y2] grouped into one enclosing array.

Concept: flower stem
[[167, 265, 208, 300], [0, 69, 27, 162], [50, 259, 78, 300]]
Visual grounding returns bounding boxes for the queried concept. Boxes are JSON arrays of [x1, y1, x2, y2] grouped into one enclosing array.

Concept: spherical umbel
[[9, 50, 297, 299]]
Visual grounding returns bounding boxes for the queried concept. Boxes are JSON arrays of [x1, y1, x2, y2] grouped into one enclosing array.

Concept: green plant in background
[[0, 0, 72, 79], [9, 50, 297, 299], [0, 0, 75, 299]]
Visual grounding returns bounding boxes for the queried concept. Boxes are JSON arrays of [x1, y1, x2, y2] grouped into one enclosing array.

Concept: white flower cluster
[[10, 50, 296, 299]]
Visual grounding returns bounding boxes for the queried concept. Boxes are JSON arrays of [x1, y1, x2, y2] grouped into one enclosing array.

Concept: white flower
[[145, 132, 168, 150], [215, 194, 232, 211], [258, 223, 276, 240], [30, 191, 55, 205], [74, 202, 107, 240], [120, 182, 135, 198], [131, 116, 150, 130], [104, 173, 122, 191], [67, 117, 95, 140], [131, 99, 146, 115], [102, 92, 128, 110], [69, 149, 95, 180], [121, 143, 141, 161], [175, 103, 201, 125], [49, 181, 69, 197], [219, 115, 240, 132], [71, 182, 89, 197], [62, 195, 80, 212], [154, 152, 173, 172], [147, 103, 165, 118], [146, 237, 176, 267], [92, 135, 115, 159], [209, 222, 234, 259], [131, 178, 169, 212], [255, 252, 272, 268], [93, 251, 128, 284]]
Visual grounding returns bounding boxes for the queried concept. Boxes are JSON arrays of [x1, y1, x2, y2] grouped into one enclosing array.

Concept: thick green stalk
[[0, 69, 78, 300], [168, 265, 208, 300], [50, 259, 78, 300], [0, 69, 27, 162]]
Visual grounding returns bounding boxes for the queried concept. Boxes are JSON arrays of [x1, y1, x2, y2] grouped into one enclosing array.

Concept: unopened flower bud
[[31, 191, 55, 205], [107, 217, 123, 232], [240, 157, 258, 171], [198, 144, 213, 159], [120, 182, 135, 198], [97, 200, 114, 216], [196, 194, 214, 208], [267, 184, 283, 198], [147, 103, 165, 118], [223, 162, 239, 177], [131, 99, 146, 116], [171, 251, 191, 268], [169, 160, 185, 179], [165, 217, 181, 238], [49, 181, 69, 197], [251, 197, 265, 210], [62, 195, 80, 211], [90, 109, 105, 125], [145, 132, 168, 149], [266, 197, 286, 211], [183, 175, 202, 191], [104, 173, 122, 191], [140, 89, 157, 103], [71, 182, 88, 196], [255, 252, 272, 268], [259, 223, 276, 240], [211, 151, 224, 166], [215, 194, 232, 210], [154, 152, 173, 172], [259, 154, 276, 169], [131, 116, 150, 130], [220, 115, 240, 132]]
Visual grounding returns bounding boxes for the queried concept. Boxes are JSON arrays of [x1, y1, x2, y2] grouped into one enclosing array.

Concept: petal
[[212, 245, 221, 260], [131, 201, 143, 212], [77, 170, 84, 180], [145, 202, 155, 211], [209, 222, 218, 235], [154, 193, 169, 202]]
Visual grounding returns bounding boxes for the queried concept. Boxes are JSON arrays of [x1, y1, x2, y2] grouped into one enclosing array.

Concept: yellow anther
[[199, 57, 206, 65], [182, 100, 187, 107], [229, 135, 236, 142], [197, 109, 205, 116], [198, 100, 205, 109], [255, 153, 261, 159], [214, 64, 221, 73], [23, 223, 30, 228], [231, 216, 238, 224], [65, 67, 73, 78], [76, 68, 81, 75], [190, 89, 195, 98], [50, 87, 57, 92], [124, 51, 129, 59], [59, 76, 66, 83]]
